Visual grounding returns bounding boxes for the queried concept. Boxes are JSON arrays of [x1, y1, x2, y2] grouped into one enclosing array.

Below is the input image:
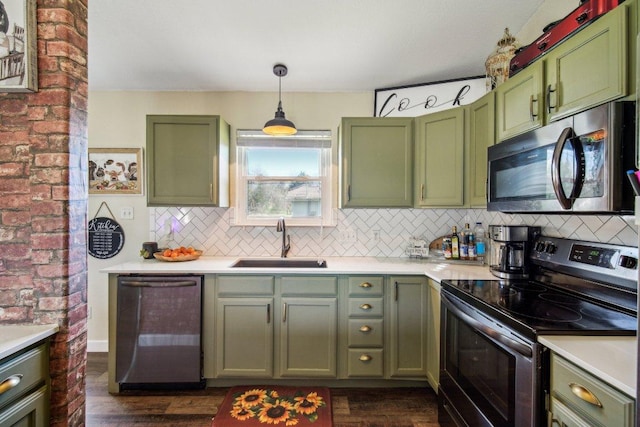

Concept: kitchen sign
[[374, 76, 487, 117], [88, 217, 125, 259]]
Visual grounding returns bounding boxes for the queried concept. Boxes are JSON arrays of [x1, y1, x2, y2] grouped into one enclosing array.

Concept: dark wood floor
[[86, 353, 440, 426]]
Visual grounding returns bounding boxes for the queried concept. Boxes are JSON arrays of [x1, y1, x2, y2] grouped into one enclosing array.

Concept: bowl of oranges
[[153, 246, 202, 262]]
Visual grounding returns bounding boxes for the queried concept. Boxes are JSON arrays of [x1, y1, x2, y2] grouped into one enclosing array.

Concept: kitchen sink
[[231, 258, 328, 268]]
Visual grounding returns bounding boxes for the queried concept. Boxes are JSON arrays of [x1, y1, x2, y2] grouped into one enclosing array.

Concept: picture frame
[[88, 148, 143, 195], [0, 0, 37, 92], [374, 76, 487, 117]]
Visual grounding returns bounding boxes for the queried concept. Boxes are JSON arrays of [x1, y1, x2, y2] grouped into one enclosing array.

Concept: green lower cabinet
[[215, 297, 274, 378], [278, 296, 338, 378], [426, 279, 440, 392], [550, 398, 591, 427], [0, 386, 49, 427], [388, 276, 428, 378]]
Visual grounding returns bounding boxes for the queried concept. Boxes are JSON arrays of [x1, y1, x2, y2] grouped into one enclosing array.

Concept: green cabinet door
[[340, 117, 413, 207], [466, 92, 495, 207], [414, 108, 465, 207], [278, 297, 338, 378], [0, 386, 49, 427], [215, 297, 274, 378], [550, 398, 592, 427], [146, 115, 230, 206], [388, 276, 428, 378], [545, 4, 628, 121], [495, 61, 543, 141], [426, 279, 440, 392]]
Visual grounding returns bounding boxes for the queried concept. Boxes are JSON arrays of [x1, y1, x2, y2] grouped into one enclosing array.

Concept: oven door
[[438, 290, 543, 427]]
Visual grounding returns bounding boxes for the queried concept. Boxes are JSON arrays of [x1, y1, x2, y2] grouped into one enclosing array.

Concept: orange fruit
[[163, 249, 171, 257]]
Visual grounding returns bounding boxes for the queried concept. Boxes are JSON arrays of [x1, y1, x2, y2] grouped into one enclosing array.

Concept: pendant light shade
[[263, 64, 297, 136]]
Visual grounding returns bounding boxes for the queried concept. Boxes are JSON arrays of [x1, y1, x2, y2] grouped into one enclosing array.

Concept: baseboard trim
[[88, 340, 108, 353]]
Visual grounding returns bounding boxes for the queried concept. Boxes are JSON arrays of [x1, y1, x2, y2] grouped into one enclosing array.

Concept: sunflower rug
[[212, 386, 332, 426]]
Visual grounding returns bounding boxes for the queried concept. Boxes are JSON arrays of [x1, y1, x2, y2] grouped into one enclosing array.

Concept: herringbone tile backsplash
[[150, 208, 638, 257]]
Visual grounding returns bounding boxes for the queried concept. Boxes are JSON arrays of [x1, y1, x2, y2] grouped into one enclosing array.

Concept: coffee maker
[[488, 225, 541, 279]]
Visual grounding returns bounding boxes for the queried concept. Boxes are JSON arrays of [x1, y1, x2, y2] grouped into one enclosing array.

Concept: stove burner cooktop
[[442, 279, 637, 339]]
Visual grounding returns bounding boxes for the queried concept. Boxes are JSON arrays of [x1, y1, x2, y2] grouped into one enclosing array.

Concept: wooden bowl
[[153, 250, 203, 262]]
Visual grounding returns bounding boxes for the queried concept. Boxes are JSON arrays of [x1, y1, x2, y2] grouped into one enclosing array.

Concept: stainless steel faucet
[[276, 217, 291, 258]]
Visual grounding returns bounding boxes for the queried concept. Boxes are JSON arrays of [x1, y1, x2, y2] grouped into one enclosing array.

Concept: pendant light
[[263, 64, 297, 136]]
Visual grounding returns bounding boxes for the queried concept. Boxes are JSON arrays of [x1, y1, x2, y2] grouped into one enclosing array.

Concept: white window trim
[[235, 130, 333, 227]]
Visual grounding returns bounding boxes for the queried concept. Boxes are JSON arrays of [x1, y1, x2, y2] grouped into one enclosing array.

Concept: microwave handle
[[551, 127, 584, 210]]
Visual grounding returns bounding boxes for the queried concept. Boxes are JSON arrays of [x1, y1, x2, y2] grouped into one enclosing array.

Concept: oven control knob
[[545, 243, 557, 254], [619, 255, 638, 269], [535, 242, 545, 252]]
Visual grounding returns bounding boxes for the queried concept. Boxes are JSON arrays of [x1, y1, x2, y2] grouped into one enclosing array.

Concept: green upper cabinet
[[146, 115, 230, 207], [545, 3, 628, 121], [340, 117, 413, 208], [466, 92, 495, 207], [414, 107, 465, 207], [495, 61, 543, 141], [496, 3, 631, 142]]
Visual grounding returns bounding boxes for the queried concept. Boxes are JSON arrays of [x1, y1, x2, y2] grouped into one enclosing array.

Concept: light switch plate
[[120, 206, 134, 220]]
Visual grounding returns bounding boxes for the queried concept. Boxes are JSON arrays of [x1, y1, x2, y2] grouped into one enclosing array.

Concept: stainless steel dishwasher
[[115, 274, 204, 389]]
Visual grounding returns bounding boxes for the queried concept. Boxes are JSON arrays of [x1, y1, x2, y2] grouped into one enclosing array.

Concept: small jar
[[442, 237, 452, 259], [141, 241, 158, 259]]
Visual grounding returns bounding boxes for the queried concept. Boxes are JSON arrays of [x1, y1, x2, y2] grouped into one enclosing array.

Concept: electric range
[[441, 236, 638, 340]]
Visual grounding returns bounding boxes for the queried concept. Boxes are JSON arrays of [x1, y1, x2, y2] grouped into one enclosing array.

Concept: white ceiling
[[88, 0, 546, 92]]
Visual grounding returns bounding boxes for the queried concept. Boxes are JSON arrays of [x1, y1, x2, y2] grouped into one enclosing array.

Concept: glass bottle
[[474, 222, 486, 263], [451, 226, 460, 260]]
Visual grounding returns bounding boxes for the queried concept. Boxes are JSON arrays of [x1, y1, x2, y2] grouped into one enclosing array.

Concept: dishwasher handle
[[119, 280, 197, 288]]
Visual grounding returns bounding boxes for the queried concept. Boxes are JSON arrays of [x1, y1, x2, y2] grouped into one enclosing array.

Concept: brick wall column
[[0, 1, 88, 426]]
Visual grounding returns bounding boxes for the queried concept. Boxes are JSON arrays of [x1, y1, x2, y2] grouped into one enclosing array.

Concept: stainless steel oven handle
[[119, 280, 196, 288], [442, 294, 533, 357]]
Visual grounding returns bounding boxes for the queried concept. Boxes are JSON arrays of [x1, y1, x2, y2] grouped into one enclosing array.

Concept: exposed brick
[[32, 217, 66, 233], [30, 200, 65, 215], [30, 183, 53, 200], [32, 168, 64, 184], [1, 211, 31, 226], [0, 178, 29, 193], [28, 106, 47, 121], [33, 120, 70, 135], [0, 99, 28, 115], [34, 152, 70, 167], [38, 296, 67, 311], [31, 89, 71, 107], [0, 130, 29, 145], [31, 232, 69, 250], [38, 8, 75, 26], [0, 306, 31, 321], [0, 290, 18, 305], [47, 41, 87, 66], [36, 263, 69, 279], [31, 249, 53, 264], [0, 163, 25, 176], [0, 194, 31, 209]]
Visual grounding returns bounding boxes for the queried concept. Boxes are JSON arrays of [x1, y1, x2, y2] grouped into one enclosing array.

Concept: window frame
[[235, 130, 333, 227]]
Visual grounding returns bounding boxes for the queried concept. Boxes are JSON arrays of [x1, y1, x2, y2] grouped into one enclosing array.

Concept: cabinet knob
[[359, 282, 372, 288], [359, 325, 372, 333], [0, 374, 22, 395], [569, 382, 602, 407], [359, 354, 372, 362], [359, 303, 372, 310]]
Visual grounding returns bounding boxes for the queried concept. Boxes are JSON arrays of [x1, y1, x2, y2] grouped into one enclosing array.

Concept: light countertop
[[0, 324, 59, 360], [102, 256, 638, 396], [100, 256, 498, 282], [539, 335, 637, 397]]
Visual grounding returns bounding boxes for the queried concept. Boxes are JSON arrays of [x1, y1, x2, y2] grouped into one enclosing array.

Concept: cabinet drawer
[[347, 349, 384, 377], [347, 276, 384, 296], [348, 298, 384, 317], [348, 319, 383, 347], [217, 276, 274, 295], [0, 384, 48, 427], [551, 354, 635, 427], [281, 277, 338, 296], [0, 345, 47, 409]]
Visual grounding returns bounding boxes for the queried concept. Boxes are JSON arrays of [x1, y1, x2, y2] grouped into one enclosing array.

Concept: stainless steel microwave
[[487, 101, 636, 214]]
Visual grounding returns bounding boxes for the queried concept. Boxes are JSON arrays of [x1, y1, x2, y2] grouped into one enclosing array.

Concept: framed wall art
[[374, 76, 487, 117], [0, 0, 37, 92], [88, 148, 143, 195]]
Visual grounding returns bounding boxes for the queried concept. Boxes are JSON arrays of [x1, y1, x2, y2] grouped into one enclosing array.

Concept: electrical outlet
[[120, 206, 134, 220], [341, 229, 357, 243], [88, 306, 92, 319], [372, 230, 380, 242]]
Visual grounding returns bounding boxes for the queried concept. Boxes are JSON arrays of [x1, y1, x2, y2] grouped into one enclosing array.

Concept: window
[[235, 130, 332, 226]]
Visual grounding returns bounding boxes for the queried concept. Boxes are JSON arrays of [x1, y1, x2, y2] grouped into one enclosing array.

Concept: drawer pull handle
[[359, 325, 372, 333], [569, 382, 602, 408], [359, 303, 372, 310], [359, 282, 372, 288], [0, 374, 23, 395], [359, 354, 372, 362]]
